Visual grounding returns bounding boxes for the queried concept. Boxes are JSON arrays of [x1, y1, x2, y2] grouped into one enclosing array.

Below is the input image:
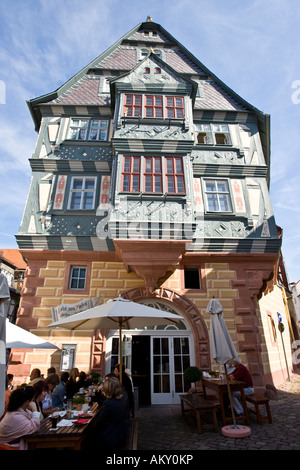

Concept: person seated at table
[[94, 372, 116, 406], [6, 374, 14, 390], [33, 380, 49, 420], [228, 358, 254, 416], [42, 374, 60, 416], [114, 363, 134, 417], [83, 377, 129, 451], [51, 372, 69, 409], [66, 367, 79, 399], [0, 386, 40, 450], [28, 368, 43, 386], [0, 375, 14, 421], [75, 371, 88, 392], [46, 367, 56, 377]]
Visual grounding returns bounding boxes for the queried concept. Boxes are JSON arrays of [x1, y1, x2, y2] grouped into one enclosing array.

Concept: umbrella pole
[[221, 364, 251, 438], [118, 319, 122, 385], [224, 363, 237, 427]]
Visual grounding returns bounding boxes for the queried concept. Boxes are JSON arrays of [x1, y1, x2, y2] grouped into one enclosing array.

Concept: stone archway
[[121, 286, 211, 370]]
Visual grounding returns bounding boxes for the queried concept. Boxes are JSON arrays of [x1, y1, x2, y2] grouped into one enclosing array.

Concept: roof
[[26, 20, 270, 172], [0, 249, 27, 270]]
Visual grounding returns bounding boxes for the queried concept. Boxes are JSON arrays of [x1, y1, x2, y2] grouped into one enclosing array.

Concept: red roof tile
[[0, 249, 27, 269]]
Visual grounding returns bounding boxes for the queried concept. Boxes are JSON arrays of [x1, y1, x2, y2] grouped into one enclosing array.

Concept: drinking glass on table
[[50, 415, 58, 429]]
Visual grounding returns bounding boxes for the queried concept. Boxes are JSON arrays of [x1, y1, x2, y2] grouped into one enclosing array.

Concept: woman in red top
[[228, 358, 254, 416]]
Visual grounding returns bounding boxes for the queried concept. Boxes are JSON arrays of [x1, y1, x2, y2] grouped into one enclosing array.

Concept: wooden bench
[[180, 394, 219, 434], [245, 393, 272, 424], [120, 419, 138, 450]]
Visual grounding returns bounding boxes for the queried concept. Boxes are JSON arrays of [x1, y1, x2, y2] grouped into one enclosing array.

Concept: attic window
[[139, 48, 162, 60], [143, 31, 157, 37], [154, 67, 161, 74], [144, 67, 150, 74]]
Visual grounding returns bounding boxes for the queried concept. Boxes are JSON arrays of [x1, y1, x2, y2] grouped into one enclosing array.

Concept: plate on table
[[73, 419, 90, 425]]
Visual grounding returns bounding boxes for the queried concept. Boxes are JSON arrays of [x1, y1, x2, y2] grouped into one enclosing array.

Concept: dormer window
[[143, 31, 158, 37], [139, 48, 162, 60], [123, 94, 184, 119]]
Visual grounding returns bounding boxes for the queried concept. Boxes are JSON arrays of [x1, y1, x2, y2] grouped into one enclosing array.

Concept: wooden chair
[[180, 394, 219, 433], [246, 393, 272, 424]]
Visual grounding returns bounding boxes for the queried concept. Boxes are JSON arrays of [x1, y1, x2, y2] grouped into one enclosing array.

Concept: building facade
[[12, 19, 294, 402]]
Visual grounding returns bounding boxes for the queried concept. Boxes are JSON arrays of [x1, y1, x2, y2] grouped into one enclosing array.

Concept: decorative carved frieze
[[191, 149, 244, 165]]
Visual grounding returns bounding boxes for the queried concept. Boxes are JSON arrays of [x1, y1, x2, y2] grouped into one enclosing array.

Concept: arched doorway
[[104, 287, 210, 405]]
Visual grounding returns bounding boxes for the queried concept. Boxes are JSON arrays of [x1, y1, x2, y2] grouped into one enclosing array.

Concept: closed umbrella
[[207, 298, 251, 437], [49, 295, 183, 383]]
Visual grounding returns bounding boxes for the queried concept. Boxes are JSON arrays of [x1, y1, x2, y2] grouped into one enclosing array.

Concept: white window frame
[[67, 118, 109, 141], [67, 176, 97, 210], [203, 178, 233, 213], [195, 123, 231, 145], [139, 48, 162, 60]]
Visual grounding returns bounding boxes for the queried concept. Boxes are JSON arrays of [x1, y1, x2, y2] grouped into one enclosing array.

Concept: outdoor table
[[201, 377, 250, 426], [23, 406, 100, 450]]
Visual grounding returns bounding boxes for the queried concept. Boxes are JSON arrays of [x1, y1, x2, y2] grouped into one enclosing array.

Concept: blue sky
[[0, 0, 299, 282]]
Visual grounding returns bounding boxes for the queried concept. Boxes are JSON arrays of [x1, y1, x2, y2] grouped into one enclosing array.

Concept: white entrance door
[[151, 336, 191, 405]]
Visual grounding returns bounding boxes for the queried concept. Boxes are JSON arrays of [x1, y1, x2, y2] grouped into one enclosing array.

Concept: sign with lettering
[[51, 296, 100, 322]]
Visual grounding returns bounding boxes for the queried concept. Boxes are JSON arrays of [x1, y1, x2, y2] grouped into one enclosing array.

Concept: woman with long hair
[[0, 386, 40, 450], [84, 377, 129, 450]]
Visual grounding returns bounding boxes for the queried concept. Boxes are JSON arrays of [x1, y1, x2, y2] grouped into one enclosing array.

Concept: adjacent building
[[11, 19, 295, 401]]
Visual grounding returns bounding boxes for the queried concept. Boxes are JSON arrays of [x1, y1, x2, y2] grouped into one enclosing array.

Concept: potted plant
[[184, 366, 202, 392], [73, 396, 85, 410]]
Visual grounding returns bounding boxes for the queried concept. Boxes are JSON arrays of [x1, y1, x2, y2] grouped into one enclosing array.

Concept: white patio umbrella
[[6, 319, 59, 350], [48, 295, 183, 383], [207, 298, 251, 437], [0, 273, 10, 417]]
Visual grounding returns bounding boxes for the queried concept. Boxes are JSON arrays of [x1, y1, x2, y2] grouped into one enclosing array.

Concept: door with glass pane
[[151, 336, 191, 404]]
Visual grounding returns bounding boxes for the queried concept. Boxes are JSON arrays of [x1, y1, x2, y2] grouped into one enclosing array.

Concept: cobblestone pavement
[[136, 372, 300, 451]]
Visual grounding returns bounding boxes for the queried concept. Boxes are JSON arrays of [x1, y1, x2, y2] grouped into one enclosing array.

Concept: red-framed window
[[123, 95, 142, 117], [165, 157, 185, 193], [121, 156, 140, 192], [165, 97, 184, 119], [145, 95, 163, 118], [123, 95, 185, 119], [144, 157, 163, 193], [121, 156, 185, 194]]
